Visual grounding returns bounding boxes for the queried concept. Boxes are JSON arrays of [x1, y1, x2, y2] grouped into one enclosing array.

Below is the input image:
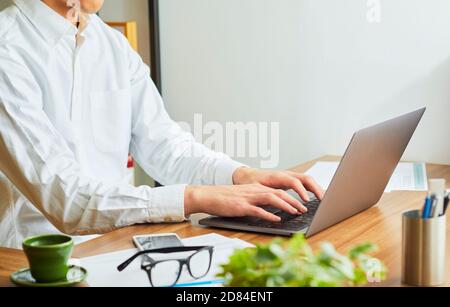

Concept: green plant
[[217, 234, 387, 287]]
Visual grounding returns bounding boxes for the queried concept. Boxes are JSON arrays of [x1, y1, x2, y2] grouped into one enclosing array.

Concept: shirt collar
[[14, 0, 89, 45]]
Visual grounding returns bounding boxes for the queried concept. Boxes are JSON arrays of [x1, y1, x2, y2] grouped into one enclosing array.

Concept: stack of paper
[[384, 162, 428, 192], [305, 161, 428, 192], [80, 233, 253, 287]]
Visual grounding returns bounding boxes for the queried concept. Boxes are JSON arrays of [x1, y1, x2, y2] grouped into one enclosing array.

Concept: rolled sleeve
[[214, 159, 247, 185]]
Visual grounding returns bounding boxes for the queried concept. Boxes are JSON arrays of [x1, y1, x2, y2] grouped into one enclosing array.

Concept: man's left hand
[[233, 167, 324, 203]]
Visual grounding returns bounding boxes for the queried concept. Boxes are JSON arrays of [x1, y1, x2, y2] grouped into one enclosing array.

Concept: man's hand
[[184, 168, 324, 222], [232, 167, 324, 202], [184, 184, 308, 222]]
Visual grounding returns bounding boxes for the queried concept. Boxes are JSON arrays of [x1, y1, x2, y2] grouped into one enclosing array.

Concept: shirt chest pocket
[[90, 89, 132, 153]]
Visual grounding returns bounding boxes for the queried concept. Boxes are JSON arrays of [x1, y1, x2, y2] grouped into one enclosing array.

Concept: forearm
[[131, 108, 245, 186], [0, 97, 185, 235]]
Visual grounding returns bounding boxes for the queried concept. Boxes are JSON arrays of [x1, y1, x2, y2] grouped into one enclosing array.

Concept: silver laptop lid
[[306, 108, 426, 237]]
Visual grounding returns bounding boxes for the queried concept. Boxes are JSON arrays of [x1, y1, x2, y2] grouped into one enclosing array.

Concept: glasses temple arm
[[117, 251, 146, 271], [117, 246, 211, 272]]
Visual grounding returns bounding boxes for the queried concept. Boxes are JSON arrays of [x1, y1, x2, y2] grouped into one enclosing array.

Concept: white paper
[[81, 233, 253, 287], [385, 162, 428, 191], [305, 162, 339, 190], [306, 161, 428, 192]]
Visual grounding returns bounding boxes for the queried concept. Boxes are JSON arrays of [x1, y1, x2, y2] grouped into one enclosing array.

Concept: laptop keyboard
[[246, 199, 321, 231]]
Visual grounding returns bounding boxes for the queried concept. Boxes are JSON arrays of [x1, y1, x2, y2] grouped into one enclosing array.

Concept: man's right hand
[[184, 184, 308, 222]]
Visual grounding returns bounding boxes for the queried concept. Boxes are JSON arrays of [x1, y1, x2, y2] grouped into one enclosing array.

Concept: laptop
[[199, 108, 426, 237]]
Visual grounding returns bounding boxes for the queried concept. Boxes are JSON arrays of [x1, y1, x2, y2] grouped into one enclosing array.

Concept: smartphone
[[132, 233, 183, 251]]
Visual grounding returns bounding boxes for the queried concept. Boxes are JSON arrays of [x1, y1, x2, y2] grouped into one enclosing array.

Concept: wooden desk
[[1, 156, 449, 287]]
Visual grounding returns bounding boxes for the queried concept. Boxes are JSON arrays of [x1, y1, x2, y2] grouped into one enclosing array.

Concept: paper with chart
[[80, 233, 253, 287], [305, 161, 428, 192]]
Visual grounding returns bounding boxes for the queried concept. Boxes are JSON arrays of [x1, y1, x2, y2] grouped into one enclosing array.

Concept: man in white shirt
[[0, 0, 323, 248]]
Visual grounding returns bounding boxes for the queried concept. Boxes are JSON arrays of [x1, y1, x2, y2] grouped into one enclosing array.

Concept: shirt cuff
[[148, 184, 187, 222], [214, 159, 247, 185]]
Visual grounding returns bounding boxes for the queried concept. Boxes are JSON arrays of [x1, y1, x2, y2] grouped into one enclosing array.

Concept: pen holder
[[402, 210, 446, 286]]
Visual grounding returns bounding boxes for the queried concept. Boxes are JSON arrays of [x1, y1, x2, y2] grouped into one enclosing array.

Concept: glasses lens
[[188, 249, 211, 279], [150, 260, 181, 287]]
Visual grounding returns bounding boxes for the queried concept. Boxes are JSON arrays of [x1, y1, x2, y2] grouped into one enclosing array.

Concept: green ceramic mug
[[23, 234, 74, 283]]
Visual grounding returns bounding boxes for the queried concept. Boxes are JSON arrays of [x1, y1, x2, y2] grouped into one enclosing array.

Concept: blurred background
[[100, 0, 450, 176]]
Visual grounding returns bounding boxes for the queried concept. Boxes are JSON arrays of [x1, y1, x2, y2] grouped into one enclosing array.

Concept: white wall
[[100, 0, 151, 65], [159, 0, 450, 168]]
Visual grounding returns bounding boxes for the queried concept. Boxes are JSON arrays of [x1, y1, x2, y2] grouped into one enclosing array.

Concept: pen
[[429, 179, 446, 218], [443, 193, 449, 216], [173, 279, 224, 287], [433, 195, 444, 218], [422, 196, 432, 219], [429, 195, 436, 218]]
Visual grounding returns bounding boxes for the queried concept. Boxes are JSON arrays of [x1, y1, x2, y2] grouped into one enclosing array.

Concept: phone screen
[[135, 235, 183, 250]]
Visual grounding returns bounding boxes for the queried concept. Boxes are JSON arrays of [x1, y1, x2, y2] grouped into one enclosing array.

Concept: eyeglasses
[[117, 246, 214, 287]]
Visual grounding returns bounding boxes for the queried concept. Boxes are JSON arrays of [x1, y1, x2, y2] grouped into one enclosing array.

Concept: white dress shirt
[[0, 0, 243, 248]]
